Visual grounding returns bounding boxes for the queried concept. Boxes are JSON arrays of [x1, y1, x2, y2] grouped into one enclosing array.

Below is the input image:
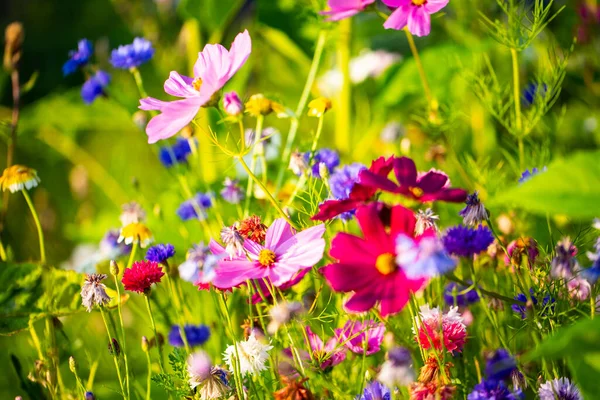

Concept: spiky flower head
[[121, 260, 164, 294], [538, 378, 582, 400], [550, 237, 578, 279], [443, 225, 494, 258], [274, 377, 315, 400], [0, 165, 40, 193], [220, 178, 244, 204], [413, 305, 467, 353], [459, 191, 489, 226], [145, 243, 176, 264], [220, 226, 245, 260], [237, 215, 268, 244], [118, 222, 153, 248], [415, 209, 439, 235], [80, 273, 111, 312], [223, 333, 273, 376]]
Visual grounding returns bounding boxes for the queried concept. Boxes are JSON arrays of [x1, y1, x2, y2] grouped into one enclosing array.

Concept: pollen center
[[412, 0, 427, 5], [192, 78, 203, 91], [375, 253, 397, 275], [258, 249, 276, 267], [410, 186, 424, 198]]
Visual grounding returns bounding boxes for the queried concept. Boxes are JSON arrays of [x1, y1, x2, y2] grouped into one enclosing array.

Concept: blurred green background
[[0, 0, 599, 398]]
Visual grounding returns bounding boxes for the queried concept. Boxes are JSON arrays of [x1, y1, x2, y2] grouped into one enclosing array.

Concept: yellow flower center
[[375, 253, 397, 275], [258, 249, 276, 267], [410, 186, 424, 198], [412, 0, 427, 5], [192, 78, 203, 91]]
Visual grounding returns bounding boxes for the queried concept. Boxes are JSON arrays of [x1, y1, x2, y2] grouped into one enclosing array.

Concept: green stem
[[335, 18, 351, 153], [145, 350, 152, 400], [164, 267, 191, 354], [218, 292, 245, 399], [130, 67, 149, 99], [126, 242, 138, 271], [144, 294, 166, 373], [22, 189, 45, 265], [510, 47, 524, 170], [404, 28, 435, 113], [448, 274, 525, 305], [113, 274, 131, 399], [99, 308, 127, 399], [244, 115, 264, 216]]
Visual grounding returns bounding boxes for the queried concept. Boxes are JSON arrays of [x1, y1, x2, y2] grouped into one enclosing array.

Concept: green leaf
[[490, 150, 600, 219], [169, 348, 188, 381]]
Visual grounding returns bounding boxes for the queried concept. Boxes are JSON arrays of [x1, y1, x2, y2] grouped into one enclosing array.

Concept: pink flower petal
[[306, 326, 325, 351], [164, 71, 197, 98], [212, 259, 265, 288], [355, 204, 390, 245], [358, 169, 399, 193], [381, 0, 411, 6], [322, 262, 380, 292], [394, 156, 418, 186], [145, 97, 205, 143], [390, 205, 417, 238], [424, 0, 449, 14], [243, 239, 263, 258], [265, 218, 295, 250], [329, 233, 378, 264], [344, 291, 378, 313], [268, 262, 305, 287], [383, 5, 411, 30], [417, 170, 449, 193], [209, 239, 225, 255], [227, 30, 252, 76], [407, 6, 431, 37], [276, 224, 326, 266]]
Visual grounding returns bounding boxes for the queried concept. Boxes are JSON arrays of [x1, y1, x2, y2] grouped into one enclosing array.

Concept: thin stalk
[[335, 18, 351, 153], [448, 274, 525, 305], [130, 67, 149, 99], [126, 242, 138, 272], [99, 308, 127, 399], [113, 274, 131, 399], [218, 292, 245, 399], [244, 115, 264, 216], [164, 267, 191, 354], [144, 294, 166, 373], [145, 350, 152, 400], [510, 48, 524, 169], [22, 189, 45, 264], [1, 67, 20, 229], [404, 28, 434, 110]]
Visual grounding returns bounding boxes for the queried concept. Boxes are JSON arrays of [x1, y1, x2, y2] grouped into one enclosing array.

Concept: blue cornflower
[[220, 177, 244, 204], [81, 70, 110, 104], [168, 324, 210, 347], [539, 377, 582, 400], [354, 381, 391, 400], [485, 349, 517, 382], [397, 235, 456, 279], [518, 167, 547, 184], [442, 225, 494, 257], [145, 244, 175, 263], [468, 378, 524, 400], [522, 83, 548, 106], [159, 138, 193, 167], [110, 37, 154, 69], [328, 163, 367, 220], [63, 39, 93, 76], [177, 193, 213, 221], [304, 148, 340, 178], [512, 289, 555, 319], [443, 282, 480, 306], [100, 228, 132, 258], [85, 392, 96, 400]]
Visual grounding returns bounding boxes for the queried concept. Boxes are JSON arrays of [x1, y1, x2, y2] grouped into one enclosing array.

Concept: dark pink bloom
[[139, 30, 251, 143], [211, 218, 325, 288], [413, 305, 467, 353], [359, 156, 467, 203], [122, 260, 164, 294], [382, 0, 449, 37], [321, 0, 376, 21], [335, 320, 385, 355], [312, 156, 395, 221], [322, 202, 427, 316], [305, 326, 346, 370]]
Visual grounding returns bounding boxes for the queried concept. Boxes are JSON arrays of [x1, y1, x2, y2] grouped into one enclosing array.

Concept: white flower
[[223, 333, 273, 376], [267, 301, 303, 335], [187, 351, 212, 389]]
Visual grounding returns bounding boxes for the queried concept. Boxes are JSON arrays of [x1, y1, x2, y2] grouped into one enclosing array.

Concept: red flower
[[122, 260, 164, 293], [359, 156, 467, 203], [312, 156, 395, 221]]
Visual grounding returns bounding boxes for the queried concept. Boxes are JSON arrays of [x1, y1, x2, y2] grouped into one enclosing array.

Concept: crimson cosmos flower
[[122, 260, 165, 294]]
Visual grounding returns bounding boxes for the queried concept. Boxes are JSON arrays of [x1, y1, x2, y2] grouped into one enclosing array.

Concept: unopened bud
[[4, 22, 24, 71], [132, 111, 148, 130], [68, 356, 77, 373], [141, 336, 149, 352], [110, 260, 119, 276], [307, 97, 332, 118], [223, 91, 243, 116]]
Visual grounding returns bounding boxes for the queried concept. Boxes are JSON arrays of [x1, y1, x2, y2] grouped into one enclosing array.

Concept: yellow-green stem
[[218, 292, 245, 399], [244, 115, 264, 216], [113, 274, 131, 399], [126, 241, 138, 272], [22, 189, 45, 265], [511, 48, 524, 170], [99, 308, 127, 399], [335, 19, 352, 153], [145, 350, 152, 400], [164, 269, 191, 354], [404, 28, 434, 111], [130, 67, 149, 99], [144, 295, 166, 373]]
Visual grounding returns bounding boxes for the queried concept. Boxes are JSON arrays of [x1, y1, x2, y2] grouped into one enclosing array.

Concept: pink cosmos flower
[[322, 202, 427, 317], [413, 305, 467, 353], [382, 0, 450, 37], [321, 0, 376, 21], [335, 320, 385, 355], [305, 326, 347, 370], [210, 218, 325, 289], [139, 30, 251, 143]]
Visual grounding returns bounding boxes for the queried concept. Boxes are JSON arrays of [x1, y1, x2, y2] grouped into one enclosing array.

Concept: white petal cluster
[[223, 333, 273, 376]]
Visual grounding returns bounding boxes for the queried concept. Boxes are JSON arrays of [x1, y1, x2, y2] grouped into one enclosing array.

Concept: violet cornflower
[[518, 167, 547, 184], [397, 233, 456, 279], [336, 320, 385, 356], [443, 282, 480, 307], [220, 177, 244, 204], [63, 39, 93, 76], [538, 378, 582, 400], [168, 324, 210, 347], [467, 378, 524, 400], [327, 163, 367, 220], [512, 289, 555, 319], [485, 349, 517, 382], [443, 225, 494, 257], [550, 237, 578, 279], [382, 0, 450, 37], [110, 38, 154, 69], [81, 71, 110, 104], [159, 138, 194, 167], [177, 193, 213, 221], [355, 381, 391, 400], [145, 243, 175, 264], [303, 149, 340, 178]]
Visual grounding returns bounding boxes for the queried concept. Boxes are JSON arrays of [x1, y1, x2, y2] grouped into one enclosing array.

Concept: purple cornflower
[[355, 381, 391, 400], [519, 167, 547, 184], [168, 324, 211, 347], [100, 229, 132, 258], [81, 70, 110, 104], [303, 148, 340, 178], [485, 349, 517, 382], [220, 178, 244, 204], [550, 237, 579, 279], [177, 193, 213, 221], [159, 138, 194, 167], [396, 234, 456, 279], [459, 191, 489, 226], [335, 320, 385, 356], [178, 243, 211, 283], [538, 378, 582, 400], [110, 38, 154, 69], [146, 244, 175, 264], [443, 225, 494, 257], [443, 282, 480, 307], [512, 289, 555, 319], [63, 39, 93, 76], [468, 379, 524, 400], [328, 163, 367, 220]]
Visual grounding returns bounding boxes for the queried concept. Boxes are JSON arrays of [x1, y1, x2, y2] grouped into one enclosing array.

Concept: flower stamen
[[375, 253, 397, 275], [258, 249, 276, 267]]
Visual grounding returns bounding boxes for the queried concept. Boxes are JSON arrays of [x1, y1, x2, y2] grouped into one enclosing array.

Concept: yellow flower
[[118, 222, 153, 248], [0, 165, 40, 193], [245, 94, 273, 117], [307, 97, 332, 118]]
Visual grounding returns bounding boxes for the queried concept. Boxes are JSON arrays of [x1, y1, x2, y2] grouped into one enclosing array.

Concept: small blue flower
[[518, 167, 547, 184], [443, 282, 480, 306], [168, 324, 210, 347], [220, 178, 244, 204], [512, 289, 555, 319], [443, 225, 494, 257], [522, 83, 548, 106], [397, 235, 456, 279], [304, 148, 340, 178], [159, 138, 194, 167], [539, 377, 582, 400], [468, 378, 524, 400], [81, 70, 110, 104], [100, 229, 132, 258], [354, 381, 391, 400], [85, 392, 96, 400], [485, 349, 517, 382], [110, 38, 154, 69], [177, 193, 213, 221], [145, 244, 175, 263], [63, 39, 93, 76], [328, 163, 367, 220]]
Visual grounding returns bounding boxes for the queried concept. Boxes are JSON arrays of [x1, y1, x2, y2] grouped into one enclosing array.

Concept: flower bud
[[110, 260, 119, 276], [223, 91, 243, 116], [307, 97, 332, 118], [4, 22, 24, 71], [141, 336, 149, 352], [132, 110, 148, 130], [68, 356, 77, 373]]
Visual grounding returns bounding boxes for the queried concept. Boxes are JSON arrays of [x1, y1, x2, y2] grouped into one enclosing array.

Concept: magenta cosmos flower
[[322, 202, 427, 316], [210, 219, 325, 288], [321, 0, 376, 21], [382, 0, 450, 37], [359, 156, 467, 203], [306, 326, 346, 370], [335, 320, 385, 355], [139, 30, 251, 143]]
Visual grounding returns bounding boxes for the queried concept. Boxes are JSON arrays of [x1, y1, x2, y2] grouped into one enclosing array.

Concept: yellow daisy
[[0, 165, 41, 193], [118, 222, 153, 248]]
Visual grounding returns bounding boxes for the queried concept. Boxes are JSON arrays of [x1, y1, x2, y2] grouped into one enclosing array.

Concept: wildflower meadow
[[2, 0, 600, 399]]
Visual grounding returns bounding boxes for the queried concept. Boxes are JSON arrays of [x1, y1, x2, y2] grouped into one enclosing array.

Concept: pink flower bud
[[223, 91, 243, 116]]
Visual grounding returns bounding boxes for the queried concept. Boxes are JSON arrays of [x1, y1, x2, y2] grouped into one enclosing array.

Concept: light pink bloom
[[321, 0, 376, 21], [139, 30, 251, 143], [335, 320, 385, 355], [305, 326, 346, 370], [382, 0, 449, 37], [211, 219, 325, 288]]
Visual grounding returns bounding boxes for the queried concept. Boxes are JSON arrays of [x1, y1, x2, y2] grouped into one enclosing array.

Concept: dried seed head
[[4, 22, 24, 70]]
